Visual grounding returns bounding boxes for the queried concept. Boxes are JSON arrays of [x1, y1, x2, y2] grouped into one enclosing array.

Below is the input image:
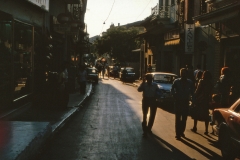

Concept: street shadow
[[138, 134, 195, 160], [190, 131, 220, 149], [180, 136, 222, 160]]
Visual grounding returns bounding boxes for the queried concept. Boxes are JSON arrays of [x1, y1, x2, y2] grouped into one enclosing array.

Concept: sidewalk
[[0, 83, 92, 160]]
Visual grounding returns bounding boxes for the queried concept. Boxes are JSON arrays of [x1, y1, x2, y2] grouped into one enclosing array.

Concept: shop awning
[[193, 2, 240, 25], [164, 39, 180, 46]]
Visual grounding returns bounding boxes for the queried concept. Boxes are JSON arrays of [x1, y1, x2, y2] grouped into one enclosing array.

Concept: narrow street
[[38, 78, 222, 160]]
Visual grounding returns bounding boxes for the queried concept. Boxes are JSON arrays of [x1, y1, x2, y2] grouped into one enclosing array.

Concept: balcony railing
[[151, 5, 178, 22]]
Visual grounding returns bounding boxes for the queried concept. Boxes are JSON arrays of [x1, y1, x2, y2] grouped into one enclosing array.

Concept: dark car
[[211, 98, 240, 159], [146, 72, 178, 103], [119, 67, 136, 82], [86, 67, 98, 84]]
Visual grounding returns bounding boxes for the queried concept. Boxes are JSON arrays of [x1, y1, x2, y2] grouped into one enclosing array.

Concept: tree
[[93, 26, 142, 63]]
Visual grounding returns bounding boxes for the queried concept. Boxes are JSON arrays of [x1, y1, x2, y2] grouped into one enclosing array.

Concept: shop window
[[0, 20, 13, 108], [13, 22, 33, 99]]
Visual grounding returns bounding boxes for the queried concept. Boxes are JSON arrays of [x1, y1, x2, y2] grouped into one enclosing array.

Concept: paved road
[[37, 78, 222, 160]]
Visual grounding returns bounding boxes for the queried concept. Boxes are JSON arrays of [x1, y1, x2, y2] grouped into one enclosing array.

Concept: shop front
[[0, 0, 47, 109]]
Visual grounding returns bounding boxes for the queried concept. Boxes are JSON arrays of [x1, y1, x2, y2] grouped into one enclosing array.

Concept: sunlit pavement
[[38, 78, 222, 160]]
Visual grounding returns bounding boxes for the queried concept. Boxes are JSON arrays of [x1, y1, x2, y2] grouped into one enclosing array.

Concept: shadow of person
[[137, 133, 195, 160], [179, 136, 222, 160]]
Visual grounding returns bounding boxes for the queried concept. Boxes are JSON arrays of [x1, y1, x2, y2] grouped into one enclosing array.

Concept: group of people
[[95, 61, 110, 79], [137, 65, 233, 139]]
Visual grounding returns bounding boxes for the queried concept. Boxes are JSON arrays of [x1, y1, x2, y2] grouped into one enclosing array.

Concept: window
[[13, 22, 33, 99], [0, 19, 13, 107]]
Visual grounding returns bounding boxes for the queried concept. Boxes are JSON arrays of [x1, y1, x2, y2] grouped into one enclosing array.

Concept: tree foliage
[[93, 26, 142, 63]]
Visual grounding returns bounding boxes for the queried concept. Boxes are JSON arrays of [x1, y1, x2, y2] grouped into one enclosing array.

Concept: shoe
[[181, 133, 185, 137], [204, 131, 208, 135], [175, 135, 181, 140], [191, 127, 197, 132]]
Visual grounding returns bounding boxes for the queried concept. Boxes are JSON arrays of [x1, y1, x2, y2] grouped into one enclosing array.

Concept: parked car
[[119, 67, 136, 82], [211, 98, 240, 160], [145, 72, 178, 103], [86, 67, 98, 84]]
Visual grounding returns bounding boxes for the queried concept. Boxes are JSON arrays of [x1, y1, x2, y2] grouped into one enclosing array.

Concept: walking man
[[138, 74, 161, 137], [171, 68, 194, 140]]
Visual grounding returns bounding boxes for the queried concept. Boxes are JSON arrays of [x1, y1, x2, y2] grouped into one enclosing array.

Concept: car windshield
[[87, 68, 97, 74], [153, 74, 177, 84]]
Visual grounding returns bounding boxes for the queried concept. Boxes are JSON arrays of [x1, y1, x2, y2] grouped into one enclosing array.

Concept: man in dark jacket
[[138, 74, 162, 137], [171, 68, 194, 140]]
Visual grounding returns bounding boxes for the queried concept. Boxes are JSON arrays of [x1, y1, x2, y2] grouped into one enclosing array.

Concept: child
[[209, 94, 221, 134]]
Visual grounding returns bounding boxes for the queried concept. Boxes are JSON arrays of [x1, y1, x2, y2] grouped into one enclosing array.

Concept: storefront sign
[[26, 0, 49, 11], [185, 24, 195, 53]]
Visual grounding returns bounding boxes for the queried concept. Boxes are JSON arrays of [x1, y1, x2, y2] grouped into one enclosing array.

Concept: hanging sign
[[185, 24, 195, 53], [26, 0, 49, 11]]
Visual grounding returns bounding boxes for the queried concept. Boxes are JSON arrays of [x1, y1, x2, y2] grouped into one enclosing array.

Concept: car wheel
[[219, 126, 236, 160]]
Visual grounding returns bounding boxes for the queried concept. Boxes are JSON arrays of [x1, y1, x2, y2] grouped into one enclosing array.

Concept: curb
[[51, 83, 93, 134]]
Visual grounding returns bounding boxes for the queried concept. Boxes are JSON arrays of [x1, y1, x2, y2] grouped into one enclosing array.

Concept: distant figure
[[186, 64, 195, 83], [171, 68, 194, 140], [195, 70, 203, 88], [96, 61, 102, 78], [113, 65, 118, 79], [58, 63, 69, 108], [147, 64, 152, 73], [137, 74, 161, 137], [209, 94, 221, 135], [106, 62, 110, 78], [77, 65, 87, 94], [102, 63, 106, 79], [217, 67, 232, 107], [194, 64, 202, 78], [121, 67, 128, 83]]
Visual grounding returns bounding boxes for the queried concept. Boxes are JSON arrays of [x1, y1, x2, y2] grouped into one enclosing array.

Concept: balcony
[[151, 5, 177, 22]]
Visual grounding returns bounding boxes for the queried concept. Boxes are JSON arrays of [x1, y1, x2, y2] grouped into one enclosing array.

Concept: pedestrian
[[58, 63, 69, 108], [171, 68, 194, 140], [106, 62, 110, 79], [147, 64, 152, 73], [186, 64, 195, 83], [215, 67, 232, 107], [96, 61, 102, 78], [191, 70, 213, 135], [195, 70, 203, 88], [137, 74, 161, 137], [194, 64, 202, 78], [209, 94, 221, 135], [102, 63, 106, 79], [77, 65, 87, 94], [121, 67, 128, 83], [113, 65, 118, 79]]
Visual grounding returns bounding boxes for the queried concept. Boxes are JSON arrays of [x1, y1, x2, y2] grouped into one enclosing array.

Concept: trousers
[[175, 99, 189, 136], [142, 97, 157, 132]]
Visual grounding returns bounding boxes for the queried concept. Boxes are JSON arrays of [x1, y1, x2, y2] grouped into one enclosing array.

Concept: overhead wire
[[99, 0, 116, 35], [135, 0, 153, 21]]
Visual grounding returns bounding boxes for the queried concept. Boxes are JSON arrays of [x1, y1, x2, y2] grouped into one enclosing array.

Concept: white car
[[146, 72, 178, 103]]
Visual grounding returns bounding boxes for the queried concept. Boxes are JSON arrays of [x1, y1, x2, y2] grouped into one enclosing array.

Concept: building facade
[[0, 0, 87, 109]]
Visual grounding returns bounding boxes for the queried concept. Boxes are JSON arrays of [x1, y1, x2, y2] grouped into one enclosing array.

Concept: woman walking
[[191, 70, 213, 135]]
